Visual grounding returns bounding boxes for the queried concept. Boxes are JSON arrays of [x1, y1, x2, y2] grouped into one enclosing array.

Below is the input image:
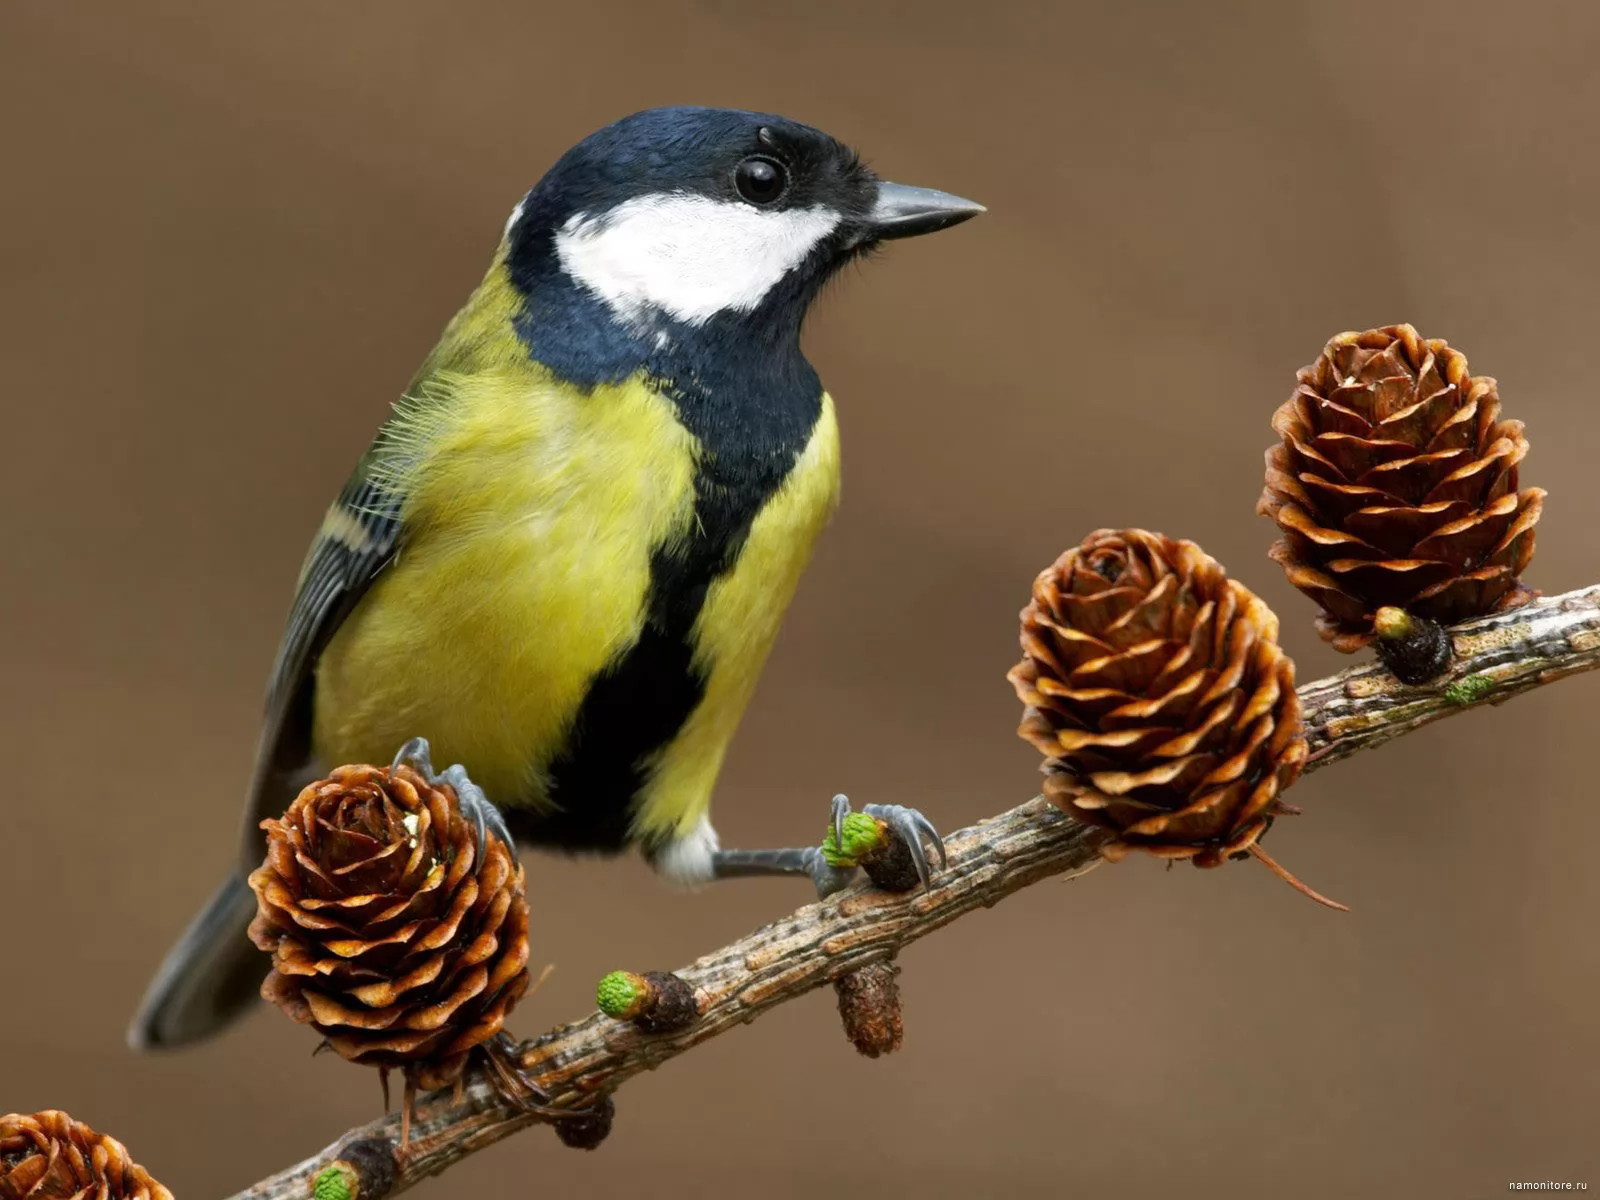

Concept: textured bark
[[232, 583, 1600, 1200]]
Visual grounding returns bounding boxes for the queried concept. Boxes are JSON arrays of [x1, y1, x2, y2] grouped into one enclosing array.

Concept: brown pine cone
[[1007, 531, 1338, 905], [248, 763, 531, 1090], [0, 1110, 172, 1200], [1259, 324, 1544, 651]]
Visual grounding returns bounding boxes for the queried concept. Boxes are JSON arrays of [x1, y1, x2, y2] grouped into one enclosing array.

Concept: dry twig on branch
[[232, 583, 1600, 1200]]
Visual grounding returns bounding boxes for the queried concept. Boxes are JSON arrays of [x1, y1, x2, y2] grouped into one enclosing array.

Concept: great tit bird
[[129, 106, 981, 1051]]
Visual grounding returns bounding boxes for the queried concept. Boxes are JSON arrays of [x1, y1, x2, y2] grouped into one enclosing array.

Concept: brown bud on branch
[[833, 959, 904, 1057], [594, 970, 698, 1033]]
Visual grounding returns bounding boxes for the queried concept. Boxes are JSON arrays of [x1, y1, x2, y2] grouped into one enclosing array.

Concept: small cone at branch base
[[595, 970, 698, 1032], [1371, 605, 1454, 685], [1008, 529, 1343, 909], [322, 1137, 398, 1200], [1259, 323, 1543, 651], [0, 1110, 173, 1200]]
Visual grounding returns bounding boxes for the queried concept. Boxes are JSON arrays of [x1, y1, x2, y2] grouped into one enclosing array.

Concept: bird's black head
[[503, 107, 981, 393]]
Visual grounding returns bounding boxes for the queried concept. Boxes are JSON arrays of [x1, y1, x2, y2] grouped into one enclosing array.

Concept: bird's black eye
[[734, 156, 787, 205]]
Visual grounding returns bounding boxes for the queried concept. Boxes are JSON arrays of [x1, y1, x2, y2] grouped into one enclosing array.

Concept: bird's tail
[[126, 872, 266, 1050]]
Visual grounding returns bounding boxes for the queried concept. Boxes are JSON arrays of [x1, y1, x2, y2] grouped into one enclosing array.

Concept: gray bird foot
[[710, 794, 947, 900], [391, 736, 515, 860]]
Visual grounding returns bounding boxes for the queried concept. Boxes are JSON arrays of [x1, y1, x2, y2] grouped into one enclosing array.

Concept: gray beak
[[868, 182, 986, 240]]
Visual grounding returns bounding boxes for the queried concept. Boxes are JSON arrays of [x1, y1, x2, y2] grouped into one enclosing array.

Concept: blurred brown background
[[3, 1, 1597, 1196]]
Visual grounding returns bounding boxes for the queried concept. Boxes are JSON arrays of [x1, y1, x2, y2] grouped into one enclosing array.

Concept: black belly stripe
[[514, 613, 704, 852], [510, 384, 825, 854], [502, 242, 830, 853]]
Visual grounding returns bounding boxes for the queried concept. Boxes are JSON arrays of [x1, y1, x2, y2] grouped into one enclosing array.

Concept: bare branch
[[231, 584, 1600, 1199]]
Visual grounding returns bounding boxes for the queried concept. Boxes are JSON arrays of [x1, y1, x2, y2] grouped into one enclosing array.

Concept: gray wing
[[237, 468, 403, 869], [130, 468, 406, 1047]]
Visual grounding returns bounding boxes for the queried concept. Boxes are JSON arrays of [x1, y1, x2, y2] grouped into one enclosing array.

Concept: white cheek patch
[[553, 193, 841, 326]]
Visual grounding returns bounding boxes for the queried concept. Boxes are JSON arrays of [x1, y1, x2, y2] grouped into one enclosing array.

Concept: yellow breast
[[312, 367, 698, 804], [311, 366, 840, 840]]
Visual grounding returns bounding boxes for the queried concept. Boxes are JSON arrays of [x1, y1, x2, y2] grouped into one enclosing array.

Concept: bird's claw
[[830, 793, 851, 857], [480, 1034, 617, 1151], [822, 795, 947, 892], [391, 736, 436, 777], [478, 1032, 563, 1119], [865, 802, 948, 888], [707, 795, 946, 898], [391, 737, 515, 860]]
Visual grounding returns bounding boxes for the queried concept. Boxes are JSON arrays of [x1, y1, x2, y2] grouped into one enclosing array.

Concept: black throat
[[502, 233, 827, 853]]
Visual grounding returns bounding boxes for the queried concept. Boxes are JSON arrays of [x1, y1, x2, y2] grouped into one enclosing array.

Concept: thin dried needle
[[1249, 843, 1350, 912], [401, 1080, 417, 1148]]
